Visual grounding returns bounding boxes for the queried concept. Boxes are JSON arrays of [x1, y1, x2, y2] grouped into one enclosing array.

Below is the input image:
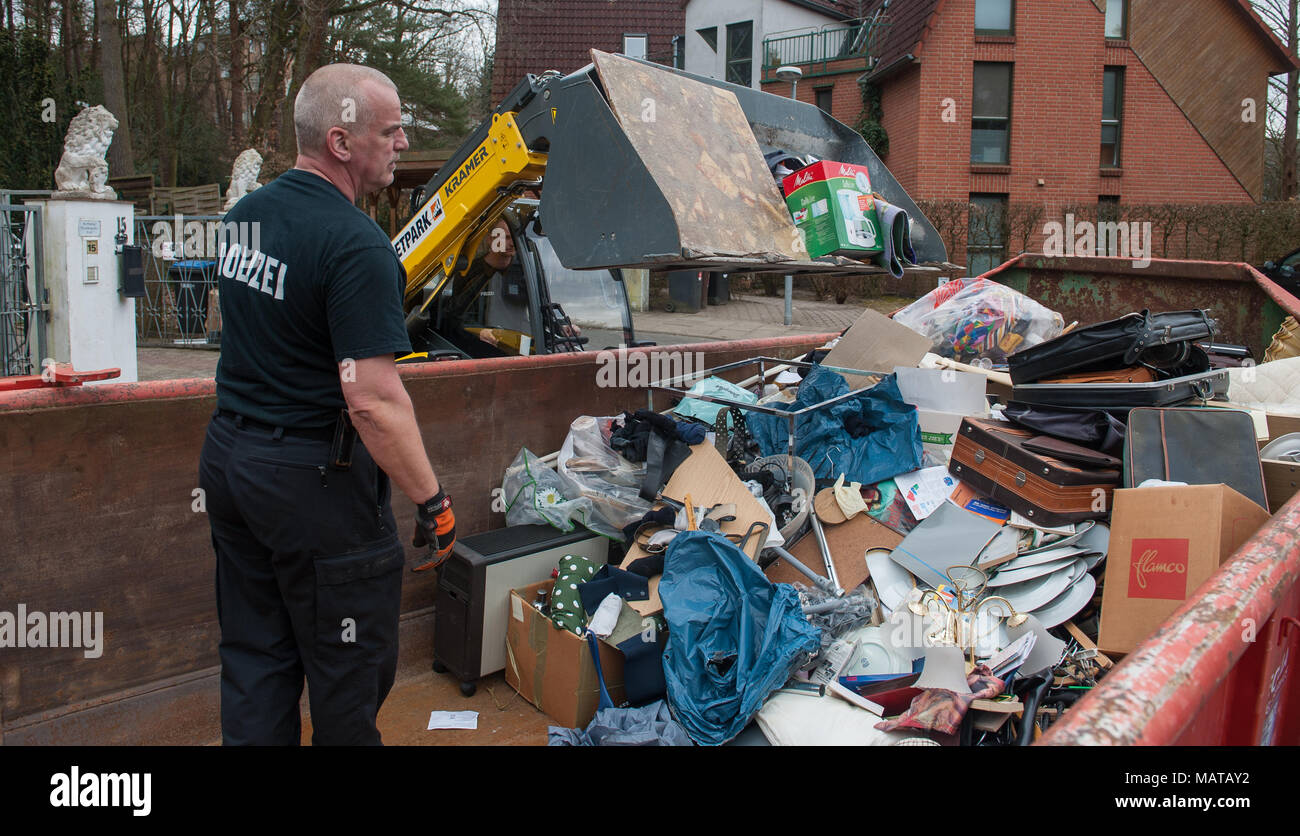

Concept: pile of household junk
[[500, 278, 1300, 747]]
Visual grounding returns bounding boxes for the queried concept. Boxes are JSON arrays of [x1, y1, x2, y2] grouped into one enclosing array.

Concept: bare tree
[[1255, 0, 1299, 199], [229, 0, 245, 147], [94, 0, 134, 176]]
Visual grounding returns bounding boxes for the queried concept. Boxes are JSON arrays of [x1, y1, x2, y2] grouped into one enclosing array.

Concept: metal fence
[[0, 193, 47, 377], [762, 20, 891, 72], [134, 215, 225, 346]]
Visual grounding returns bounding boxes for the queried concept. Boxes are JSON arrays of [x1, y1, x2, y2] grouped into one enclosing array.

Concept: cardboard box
[[895, 366, 988, 463], [504, 579, 626, 729], [781, 161, 884, 258], [821, 309, 931, 390], [1098, 485, 1271, 655]]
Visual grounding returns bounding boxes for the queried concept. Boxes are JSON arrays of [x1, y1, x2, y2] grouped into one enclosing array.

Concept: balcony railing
[[762, 19, 891, 75]]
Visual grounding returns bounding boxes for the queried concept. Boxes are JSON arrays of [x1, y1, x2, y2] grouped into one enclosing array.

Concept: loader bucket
[[533, 50, 946, 275]]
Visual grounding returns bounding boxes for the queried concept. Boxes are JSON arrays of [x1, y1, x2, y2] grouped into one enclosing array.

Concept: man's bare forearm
[[349, 390, 441, 505]]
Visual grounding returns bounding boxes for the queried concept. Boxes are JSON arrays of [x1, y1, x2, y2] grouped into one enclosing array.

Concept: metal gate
[[0, 193, 47, 378], [134, 215, 225, 345]]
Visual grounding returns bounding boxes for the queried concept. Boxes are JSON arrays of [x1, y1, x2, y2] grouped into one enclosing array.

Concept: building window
[[967, 194, 1008, 275], [975, 0, 1014, 35], [672, 35, 684, 69], [1105, 0, 1127, 39], [623, 34, 648, 61], [698, 27, 718, 52], [1101, 66, 1124, 167], [726, 21, 753, 87], [815, 87, 833, 114], [971, 63, 1012, 165]]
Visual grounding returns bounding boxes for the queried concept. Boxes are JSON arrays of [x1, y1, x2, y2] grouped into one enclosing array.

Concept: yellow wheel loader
[[392, 50, 945, 361]]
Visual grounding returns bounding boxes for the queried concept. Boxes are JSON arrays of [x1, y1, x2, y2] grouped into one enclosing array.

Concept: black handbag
[[1122, 407, 1268, 510], [1008, 309, 1216, 384]]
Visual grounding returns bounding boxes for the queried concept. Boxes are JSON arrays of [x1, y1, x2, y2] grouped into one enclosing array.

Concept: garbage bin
[[707, 272, 730, 305], [168, 260, 216, 339], [665, 270, 706, 313]]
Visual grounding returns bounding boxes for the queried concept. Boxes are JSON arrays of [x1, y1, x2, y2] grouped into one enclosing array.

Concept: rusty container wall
[[981, 256, 1300, 358], [0, 335, 827, 745], [1039, 490, 1300, 746]]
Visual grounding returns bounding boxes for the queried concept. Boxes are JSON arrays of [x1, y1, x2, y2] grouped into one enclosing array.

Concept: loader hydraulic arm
[[394, 114, 546, 312]]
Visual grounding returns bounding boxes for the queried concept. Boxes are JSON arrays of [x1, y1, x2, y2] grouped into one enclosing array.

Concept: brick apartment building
[[759, 0, 1297, 270]]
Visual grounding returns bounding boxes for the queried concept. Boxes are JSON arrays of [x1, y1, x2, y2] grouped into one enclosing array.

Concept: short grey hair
[[294, 64, 398, 155]]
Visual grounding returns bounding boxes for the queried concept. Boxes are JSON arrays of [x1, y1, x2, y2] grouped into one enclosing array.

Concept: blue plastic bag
[[747, 364, 923, 484], [659, 531, 821, 745]]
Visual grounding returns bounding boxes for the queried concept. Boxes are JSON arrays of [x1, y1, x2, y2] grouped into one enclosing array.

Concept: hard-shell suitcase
[[1122, 407, 1269, 510], [1008, 309, 1216, 384], [948, 417, 1121, 526], [1010, 356, 1229, 411]]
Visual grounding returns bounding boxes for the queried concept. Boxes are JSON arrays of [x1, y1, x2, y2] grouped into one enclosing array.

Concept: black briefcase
[[1121, 407, 1268, 510], [1008, 309, 1217, 384]]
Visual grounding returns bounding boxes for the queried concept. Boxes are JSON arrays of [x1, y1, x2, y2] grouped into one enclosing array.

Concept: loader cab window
[[527, 226, 632, 350], [457, 221, 535, 355]]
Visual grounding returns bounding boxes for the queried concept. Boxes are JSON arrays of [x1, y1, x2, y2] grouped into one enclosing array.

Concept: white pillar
[[25, 198, 138, 383], [623, 268, 650, 312]]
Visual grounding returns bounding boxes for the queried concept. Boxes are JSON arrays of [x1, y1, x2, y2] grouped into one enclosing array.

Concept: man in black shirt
[[198, 63, 455, 745]]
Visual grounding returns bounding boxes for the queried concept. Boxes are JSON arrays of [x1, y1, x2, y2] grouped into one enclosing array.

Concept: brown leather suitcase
[[948, 417, 1121, 526]]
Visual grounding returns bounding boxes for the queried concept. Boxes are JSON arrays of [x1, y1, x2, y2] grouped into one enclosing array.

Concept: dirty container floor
[[300, 670, 550, 746]]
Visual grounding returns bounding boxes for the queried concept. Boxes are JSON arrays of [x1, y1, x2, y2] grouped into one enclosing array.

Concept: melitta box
[[1098, 485, 1271, 655], [781, 161, 885, 258]]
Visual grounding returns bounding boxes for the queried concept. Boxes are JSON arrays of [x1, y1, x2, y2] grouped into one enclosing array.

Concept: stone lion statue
[[53, 105, 119, 200], [223, 149, 263, 211]]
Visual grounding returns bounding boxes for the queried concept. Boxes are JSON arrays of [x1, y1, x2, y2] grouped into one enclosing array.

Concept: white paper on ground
[[428, 710, 479, 731], [894, 466, 959, 520]]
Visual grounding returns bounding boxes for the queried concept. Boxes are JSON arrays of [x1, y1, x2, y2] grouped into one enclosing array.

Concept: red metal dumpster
[[1039, 489, 1300, 745]]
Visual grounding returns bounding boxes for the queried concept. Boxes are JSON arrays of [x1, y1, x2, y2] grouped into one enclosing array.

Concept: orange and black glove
[[412, 490, 456, 572]]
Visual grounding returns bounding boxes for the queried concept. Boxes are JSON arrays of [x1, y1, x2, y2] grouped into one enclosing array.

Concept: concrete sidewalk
[[633, 293, 896, 343]]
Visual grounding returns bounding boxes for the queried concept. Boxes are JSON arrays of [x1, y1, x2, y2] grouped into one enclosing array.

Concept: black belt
[[216, 409, 336, 443]]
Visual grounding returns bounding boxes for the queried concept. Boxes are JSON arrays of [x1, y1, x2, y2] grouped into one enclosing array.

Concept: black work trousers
[[198, 411, 404, 745]]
